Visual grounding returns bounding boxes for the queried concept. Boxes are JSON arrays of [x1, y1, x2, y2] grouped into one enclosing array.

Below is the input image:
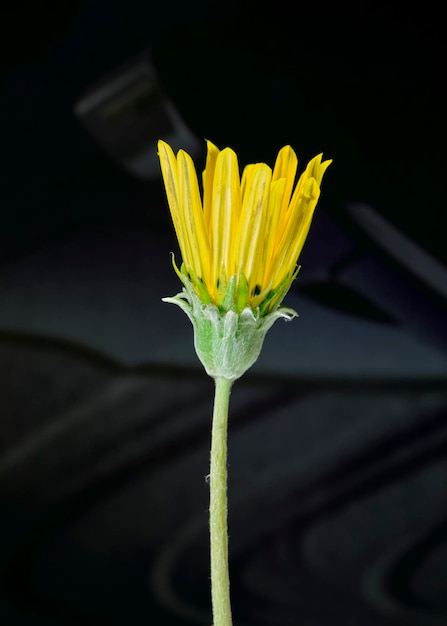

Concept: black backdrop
[[1, 2, 447, 625]]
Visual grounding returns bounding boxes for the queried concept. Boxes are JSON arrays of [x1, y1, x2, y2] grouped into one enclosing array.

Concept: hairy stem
[[209, 376, 233, 626]]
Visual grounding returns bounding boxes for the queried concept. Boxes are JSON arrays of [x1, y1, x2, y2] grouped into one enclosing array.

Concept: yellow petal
[[158, 140, 190, 267], [210, 147, 241, 290], [258, 177, 286, 290], [292, 154, 331, 203], [272, 145, 298, 228], [272, 145, 297, 183], [202, 140, 220, 236], [271, 177, 321, 285], [236, 163, 272, 289], [177, 149, 211, 282]]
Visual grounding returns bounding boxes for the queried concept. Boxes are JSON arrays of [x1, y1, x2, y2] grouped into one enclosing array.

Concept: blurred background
[[1, 1, 447, 624]]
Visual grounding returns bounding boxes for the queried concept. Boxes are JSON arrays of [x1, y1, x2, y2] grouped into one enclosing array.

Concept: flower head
[[158, 139, 331, 380], [158, 140, 331, 315]]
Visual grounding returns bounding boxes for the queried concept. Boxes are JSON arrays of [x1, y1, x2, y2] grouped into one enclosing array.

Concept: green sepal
[[170, 254, 187, 286], [220, 274, 237, 312], [162, 274, 297, 381], [259, 266, 300, 316], [235, 274, 249, 312], [188, 268, 213, 305]]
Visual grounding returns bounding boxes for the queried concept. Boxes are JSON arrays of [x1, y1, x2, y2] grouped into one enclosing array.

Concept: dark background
[[1, 2, 447, 625]]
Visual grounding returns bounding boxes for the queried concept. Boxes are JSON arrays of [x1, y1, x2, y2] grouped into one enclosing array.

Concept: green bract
[[163, 270, 296, 380]]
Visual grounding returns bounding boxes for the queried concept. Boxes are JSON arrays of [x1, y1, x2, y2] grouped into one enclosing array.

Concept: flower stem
[[209, 376, 233, 626]]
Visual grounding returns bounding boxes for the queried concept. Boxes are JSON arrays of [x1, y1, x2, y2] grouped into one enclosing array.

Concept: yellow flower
[[158, 140, 331, 315], [159, 139, 332, 380]]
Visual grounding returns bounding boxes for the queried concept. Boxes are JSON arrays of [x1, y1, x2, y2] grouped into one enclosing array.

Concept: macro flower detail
[[158, 138, 331, 626], [159, 139, 331, 381]]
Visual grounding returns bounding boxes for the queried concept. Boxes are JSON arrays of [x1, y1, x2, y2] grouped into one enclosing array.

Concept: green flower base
[[163, 275, 297, 381]]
